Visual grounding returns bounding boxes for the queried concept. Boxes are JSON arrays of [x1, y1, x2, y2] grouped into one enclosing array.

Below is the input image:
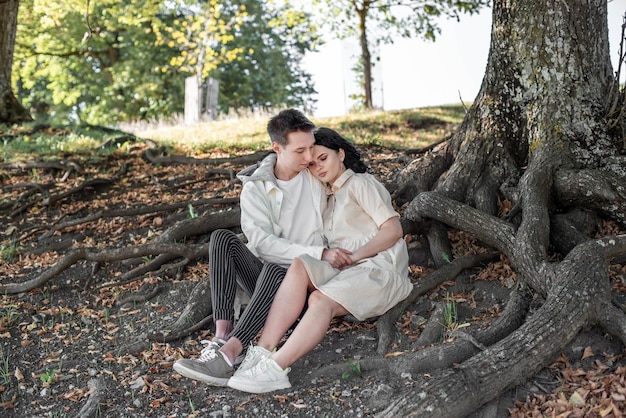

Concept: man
[[173, 109, 351, 386]]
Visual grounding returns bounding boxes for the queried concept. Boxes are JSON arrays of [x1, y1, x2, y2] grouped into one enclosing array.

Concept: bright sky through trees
[[305, 1, 625, 117]]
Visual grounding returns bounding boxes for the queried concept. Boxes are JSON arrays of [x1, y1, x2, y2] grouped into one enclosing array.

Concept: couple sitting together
[[173, 109, 412, 393]]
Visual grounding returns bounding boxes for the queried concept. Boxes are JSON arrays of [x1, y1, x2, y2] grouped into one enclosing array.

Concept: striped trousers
[[209, 229, 287, 347]]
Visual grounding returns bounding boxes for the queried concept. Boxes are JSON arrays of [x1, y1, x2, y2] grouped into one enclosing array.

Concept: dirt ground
[[1, 143, 625, 417]]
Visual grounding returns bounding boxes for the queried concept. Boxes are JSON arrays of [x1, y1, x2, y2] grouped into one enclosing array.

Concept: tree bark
[[0, 0, 31, 123], [384, 0, 626, 416]]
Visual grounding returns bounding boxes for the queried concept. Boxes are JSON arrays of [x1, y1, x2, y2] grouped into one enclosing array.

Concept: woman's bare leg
[[271, 290, 348, 370], [257, 258, 312, 351]]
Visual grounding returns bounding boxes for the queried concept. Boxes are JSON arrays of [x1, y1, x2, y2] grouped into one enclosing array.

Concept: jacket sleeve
[[240, 180, 325, 268]]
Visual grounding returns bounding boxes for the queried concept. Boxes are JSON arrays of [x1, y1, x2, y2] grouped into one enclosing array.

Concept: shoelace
[[245, 358, 290, 378], [239, 345, 263, 370], [197, 340, 220, 362], [248, 358, 270, 376]]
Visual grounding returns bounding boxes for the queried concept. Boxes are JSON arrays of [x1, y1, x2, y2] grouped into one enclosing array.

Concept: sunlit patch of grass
[[135, 116, 271, 154], [0, 123, 135, 162], [135, 105, 466, 152], [320, 105, 466, 149], [2, 105, 467, 160]]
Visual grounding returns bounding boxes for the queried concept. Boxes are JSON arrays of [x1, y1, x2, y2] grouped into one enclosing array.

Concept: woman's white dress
[[298, 169, 412, 320]]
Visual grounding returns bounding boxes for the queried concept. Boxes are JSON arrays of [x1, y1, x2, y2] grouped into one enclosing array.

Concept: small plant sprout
[[1, 303, 18, 328], [187, 204, 198, 219], [442, 293, 470, 340], [40, 369, 56, 385], [187, 389, 196, 413], [342, 358, 362, 379], [0, 239, 19, 263], [0, 345, 11, 386]]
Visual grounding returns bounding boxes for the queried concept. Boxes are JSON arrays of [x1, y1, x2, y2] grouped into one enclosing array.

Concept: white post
[[184, 75, 201, 126]]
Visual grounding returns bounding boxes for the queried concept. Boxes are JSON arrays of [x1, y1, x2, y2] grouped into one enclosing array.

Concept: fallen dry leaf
[[582, 346, 595, 360]]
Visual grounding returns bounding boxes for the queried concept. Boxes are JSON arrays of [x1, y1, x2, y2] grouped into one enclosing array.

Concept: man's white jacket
[[237, 153, 326, 268]]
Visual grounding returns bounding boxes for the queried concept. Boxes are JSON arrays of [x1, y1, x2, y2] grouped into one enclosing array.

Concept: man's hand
[[322, 248, 353, 269]]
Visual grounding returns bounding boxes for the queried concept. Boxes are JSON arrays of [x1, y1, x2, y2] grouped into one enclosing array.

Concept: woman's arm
[[349, 216, 403, 263]]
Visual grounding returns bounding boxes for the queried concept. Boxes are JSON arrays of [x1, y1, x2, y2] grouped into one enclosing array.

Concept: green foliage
[[443, 293, 458, 329], [341, 358, 362, 379], [442, 293, 470, 340], [15, 0, 188, 124], [213, 0, 320, 113], [0, 345, 10, 386], [0, 124, 132, 160], [0, 239, 19, 263], [313, 0, 488, 44], [13, 0, 319, 125], [187, 203, 198, 219], [40, 369, 56, 385]]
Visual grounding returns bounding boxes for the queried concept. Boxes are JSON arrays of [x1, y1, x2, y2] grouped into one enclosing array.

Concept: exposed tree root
[[0, 242, 210, 294], [72, 378, 106, 418], [376, 252, 498, 354], [38, 197, 239, 241], [148, 315, 214, 343], [116, 282, 169, 308]]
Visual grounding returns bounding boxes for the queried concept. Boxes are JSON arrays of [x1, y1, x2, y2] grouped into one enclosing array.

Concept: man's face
[[273, 131, 315, 180]]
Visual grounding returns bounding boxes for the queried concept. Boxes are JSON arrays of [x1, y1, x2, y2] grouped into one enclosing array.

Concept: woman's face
[[310, 145, 345, 184]]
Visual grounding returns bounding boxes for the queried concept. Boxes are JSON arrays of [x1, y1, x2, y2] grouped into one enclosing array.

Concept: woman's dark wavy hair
[[313, 127, 368, 173]]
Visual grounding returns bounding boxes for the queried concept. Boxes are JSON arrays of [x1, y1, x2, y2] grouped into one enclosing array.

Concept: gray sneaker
[[173, 338, 234, 386], [227, 357, 291, 394], [234, 345, 272, 375]]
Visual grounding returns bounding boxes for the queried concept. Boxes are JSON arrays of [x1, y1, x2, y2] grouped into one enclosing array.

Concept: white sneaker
[[234, 345, 272, 375], [227, 357, 291, 393]]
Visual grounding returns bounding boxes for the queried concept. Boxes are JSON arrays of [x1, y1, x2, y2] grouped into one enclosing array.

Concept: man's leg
[[173, 229, 265, 385], [219, 262, 288, 363], [209, 229, 263, 339]]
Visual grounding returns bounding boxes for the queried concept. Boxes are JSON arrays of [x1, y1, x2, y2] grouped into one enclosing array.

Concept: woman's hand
[[322, 248, 353, 269]]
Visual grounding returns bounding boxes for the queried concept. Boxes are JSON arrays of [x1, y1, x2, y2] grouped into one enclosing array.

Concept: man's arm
[[240, 181, 325, 267]]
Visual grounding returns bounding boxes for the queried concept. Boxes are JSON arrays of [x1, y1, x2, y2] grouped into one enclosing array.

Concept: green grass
[[1, 105, 466, 160], [0, 239, 19, 263], [0, 345, 11, 386]]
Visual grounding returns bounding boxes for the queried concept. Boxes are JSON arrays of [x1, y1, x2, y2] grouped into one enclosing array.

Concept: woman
[[227, 127, 413, 393]]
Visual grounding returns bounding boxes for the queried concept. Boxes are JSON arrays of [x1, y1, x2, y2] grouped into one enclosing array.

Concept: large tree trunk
[[385, 0, 626, 416], [0, 0, 31, 123]]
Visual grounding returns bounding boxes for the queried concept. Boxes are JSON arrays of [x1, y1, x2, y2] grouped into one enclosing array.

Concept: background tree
[[15, 0, 187, 124], [13, 0, 318, 125], [381, 0, 626, 415], [214, 0, 319, 113], [311, 0, 489, 110], [0, 0, 31, 123]]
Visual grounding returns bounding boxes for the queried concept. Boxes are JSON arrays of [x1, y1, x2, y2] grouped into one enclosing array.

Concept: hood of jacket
[[237, 152, 277, 185]]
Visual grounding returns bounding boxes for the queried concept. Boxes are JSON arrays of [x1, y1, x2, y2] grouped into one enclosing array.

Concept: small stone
[[130, 376, 145, 390]]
